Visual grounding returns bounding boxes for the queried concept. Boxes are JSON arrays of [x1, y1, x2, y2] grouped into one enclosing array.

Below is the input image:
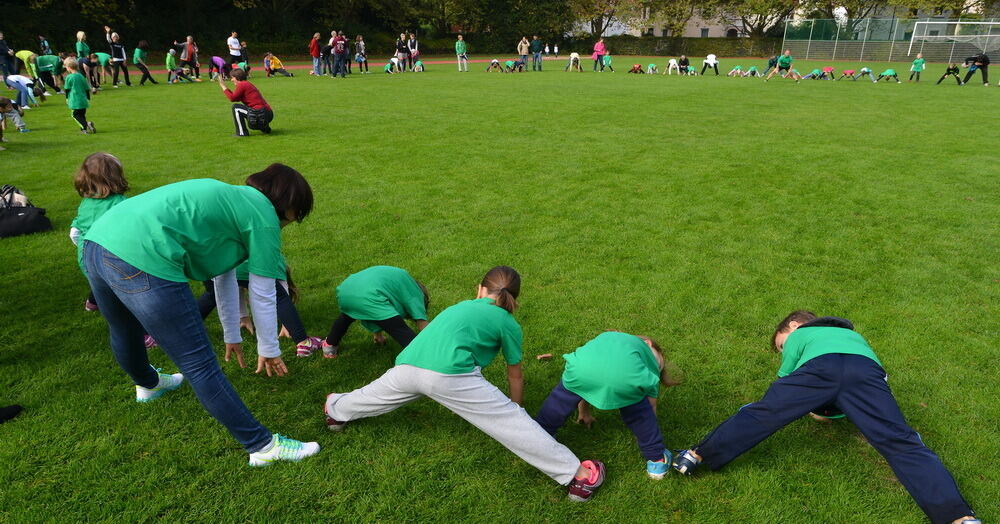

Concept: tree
[[708, 0, 798, 39], [568, 0, 644, 36], [799, 0, 888, 36]]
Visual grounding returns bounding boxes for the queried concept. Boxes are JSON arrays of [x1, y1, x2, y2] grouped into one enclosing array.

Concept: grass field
[[1, 55, 997, 523]]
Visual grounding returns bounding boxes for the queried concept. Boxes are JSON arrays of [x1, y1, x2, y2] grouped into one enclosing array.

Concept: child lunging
[[937, 63, 961, 85], [535, 332, 678, 479], [264, 53, 293, 77], [63, 58, 95, 134], [671, 311, 980, 524], [321, 265, 429, 358], [324, 266, 607, 502]]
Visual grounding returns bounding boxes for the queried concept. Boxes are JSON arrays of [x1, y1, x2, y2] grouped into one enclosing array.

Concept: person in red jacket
[[309, 33, 321, 76], [217, 67, 272, 137]]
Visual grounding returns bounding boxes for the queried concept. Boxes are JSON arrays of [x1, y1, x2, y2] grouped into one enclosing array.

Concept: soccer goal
[[908, 20, 1000, 63]]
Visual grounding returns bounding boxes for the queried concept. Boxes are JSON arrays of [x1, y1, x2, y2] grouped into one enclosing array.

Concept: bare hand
[[278, 325, 291, 339], [373, 332, 387, 346], [576, 411, 596, 429], [225, 342, 246, 368], [256, 356, 288, 377], [240, 316, 256, 335]]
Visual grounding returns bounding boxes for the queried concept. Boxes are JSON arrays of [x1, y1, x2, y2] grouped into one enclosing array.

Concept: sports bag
[[0, 184, 53, 238]]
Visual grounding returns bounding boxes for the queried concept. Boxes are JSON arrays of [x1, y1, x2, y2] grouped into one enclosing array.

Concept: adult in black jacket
[[0, 32, 13, 79], [105, 26, 132, 87], [961, 53, 989, 85]]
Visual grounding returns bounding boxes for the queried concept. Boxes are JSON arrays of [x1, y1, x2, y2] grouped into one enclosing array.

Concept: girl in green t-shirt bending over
[[325, 266, 607, 502]]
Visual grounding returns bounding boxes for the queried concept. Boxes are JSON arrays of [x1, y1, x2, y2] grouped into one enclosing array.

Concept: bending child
[[627, 63, 644, 74], [853, 67, 877, 82], [877, 68, 901, 83], [937, 63, 961, 85]]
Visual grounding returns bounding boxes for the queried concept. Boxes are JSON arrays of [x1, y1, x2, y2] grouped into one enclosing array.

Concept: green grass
[[1, 56, 997, 523]]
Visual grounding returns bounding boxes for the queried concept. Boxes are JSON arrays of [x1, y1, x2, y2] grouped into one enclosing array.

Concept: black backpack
[[0, 184, 53, 238]]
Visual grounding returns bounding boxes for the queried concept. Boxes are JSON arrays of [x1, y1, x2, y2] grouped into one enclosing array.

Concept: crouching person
[[218, 67, 272, 137]]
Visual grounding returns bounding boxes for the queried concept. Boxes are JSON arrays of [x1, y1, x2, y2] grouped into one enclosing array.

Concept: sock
[[257, 435, 277, 453]]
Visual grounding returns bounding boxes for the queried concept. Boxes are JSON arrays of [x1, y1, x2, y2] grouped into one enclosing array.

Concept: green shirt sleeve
[[245, 225, 285, 281], [500, 318, 523, 366], [777, 332, 805, 377]]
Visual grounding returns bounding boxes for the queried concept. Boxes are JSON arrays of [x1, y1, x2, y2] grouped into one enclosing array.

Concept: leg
[[694, 355, 841, 470], [372, 316, 417, 348], [426, 370, 582, 485], [534, 381, 583, 436], [836, 356, 975, 524], [325, 365, 423, 422], [197, 280, 217, 319], [981, 65, 989, 84], [274, 282, 307, 343], [937, 74, 945, 85], [121, 63, 131, 85], [325, 313, 355, 346], [701, 63, 708, 75], [231, 103, 250, 136], [113, 63, 121, 85], [619, 399, 665, 461], [71, 109, 88, 130]]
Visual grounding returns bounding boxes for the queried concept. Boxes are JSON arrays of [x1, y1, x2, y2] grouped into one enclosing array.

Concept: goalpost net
[[908, 20, 1000, 63]]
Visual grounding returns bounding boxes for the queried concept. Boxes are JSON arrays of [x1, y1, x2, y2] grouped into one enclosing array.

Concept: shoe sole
[[248, 445, 320, 467], [135, 379, 184, 403], [647, 471, 666, 480]]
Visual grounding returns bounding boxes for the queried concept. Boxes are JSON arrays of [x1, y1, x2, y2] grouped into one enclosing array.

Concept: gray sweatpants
[[326, 364, 582, 485]]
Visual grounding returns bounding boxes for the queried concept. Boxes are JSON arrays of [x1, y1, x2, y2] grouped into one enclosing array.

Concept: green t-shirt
[[237, 61, 248, 70], [94, 52, 111, 66], [732, 65, 742, 71], [810, 69, 822, 76], [455, 40, 467, 55], [133, 48, 147, 64], [395, 298, 522, 375], [777, 326, 882, 378], [603, 54, 612, 65], [76, 41, 90, 58], [384, 62, 393, 72], [648, 63, 656, 69], [414, 60, 423, 68], [36, 54, 62, 73], [562, 332, 660, 410], [777, 55, 793, 67], [166, 53, 178, 70], [911, 58, 925, 72], [85, 179, 286, 283], [881, 69, 896, 76], [63, 72, 90, 109], [337, 266, 427, 332], [504, 60, 515, 68], [747, 66, 758, 72], [71, 194, 126, 272]]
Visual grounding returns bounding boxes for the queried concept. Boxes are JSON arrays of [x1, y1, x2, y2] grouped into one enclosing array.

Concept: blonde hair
[[63, 57, 79, 71], [76, 31, 86, 41], [74, 152, 129, 198]]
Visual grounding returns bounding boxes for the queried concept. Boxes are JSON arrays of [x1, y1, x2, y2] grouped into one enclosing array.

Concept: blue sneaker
[[18, 128, 30, 133], [135, 370, 184, 403], [646, 450, 673, 479], [671, 449, 702, 475]]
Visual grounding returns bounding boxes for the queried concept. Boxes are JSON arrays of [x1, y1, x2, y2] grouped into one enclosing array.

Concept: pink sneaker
[[567, 460, 605, 502], [144, 335, 158, 349], [296, 336, 323, 357], [84, 299, 99, 312]]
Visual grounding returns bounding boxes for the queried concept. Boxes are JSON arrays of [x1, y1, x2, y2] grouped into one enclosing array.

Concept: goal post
[[908, 20, 1000, 63]]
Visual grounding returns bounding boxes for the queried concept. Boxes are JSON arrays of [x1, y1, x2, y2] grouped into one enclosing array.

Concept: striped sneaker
[[144, 335, 158, 349], [248, 433, 320, 466], [296, 336, 323, 357], [567, 460, 605, 502], [135, 371, 184, 403]]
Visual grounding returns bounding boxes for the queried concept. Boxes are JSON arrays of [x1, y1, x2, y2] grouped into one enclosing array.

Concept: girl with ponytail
[[324, 266, 606, 502]]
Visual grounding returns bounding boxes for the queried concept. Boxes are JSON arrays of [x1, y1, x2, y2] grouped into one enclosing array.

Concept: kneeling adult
[[218, 67, 272, 137]]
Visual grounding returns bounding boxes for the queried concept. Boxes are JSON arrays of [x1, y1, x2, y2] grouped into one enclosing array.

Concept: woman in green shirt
[[455, 34, 468, 72], [325, 267, 607, 502], [82, 164, 320, 466], [671, 311, 979, 524], [133, 40, 157, 85]]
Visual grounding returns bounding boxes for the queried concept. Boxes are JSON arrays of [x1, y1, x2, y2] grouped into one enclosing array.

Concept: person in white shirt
[[544, 44, 550, 56], [564, 52, 582, 72], [665, 58, 680, 75], [227, 31, 242, 64], [701, 53, 719, 76], [554, 44, 559, 57]]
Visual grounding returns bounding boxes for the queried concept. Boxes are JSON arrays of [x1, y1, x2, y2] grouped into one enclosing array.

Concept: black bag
[[0, 184, 53, 239]]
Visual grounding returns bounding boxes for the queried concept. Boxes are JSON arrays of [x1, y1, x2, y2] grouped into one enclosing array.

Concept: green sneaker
[[135, 370, 184, 403], [248, 434, 320, 467]]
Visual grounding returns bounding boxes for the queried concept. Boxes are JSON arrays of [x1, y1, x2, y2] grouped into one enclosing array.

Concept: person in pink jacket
[[592, 38, 606, 72]]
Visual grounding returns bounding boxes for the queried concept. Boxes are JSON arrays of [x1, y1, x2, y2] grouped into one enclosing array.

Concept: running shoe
[[248, 433, 320, 466], [567, 460, 605, 502], [135, 370, 184, 403]]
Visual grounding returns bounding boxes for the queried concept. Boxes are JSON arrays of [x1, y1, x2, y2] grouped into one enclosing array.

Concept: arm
[[69, 227, 81, 245], [248, 273, 288, 377], [213, 269, 243, 345], [414, 319, 429, 331], [506, 363, 523, 405]]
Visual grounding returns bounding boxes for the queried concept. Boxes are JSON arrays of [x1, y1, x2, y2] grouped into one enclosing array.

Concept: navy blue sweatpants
[[694, 354, 973, 524], [535, 381, 665, 461]]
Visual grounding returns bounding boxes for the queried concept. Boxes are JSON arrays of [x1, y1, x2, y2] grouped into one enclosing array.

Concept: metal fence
[[781, 18, 1000, 63]]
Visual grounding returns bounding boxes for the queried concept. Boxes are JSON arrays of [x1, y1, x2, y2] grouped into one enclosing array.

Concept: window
[[701, 28, 709, 37], [662, 26, 671, 37], [646, 27, 655, 36], [929, 30, 940, 36], [726, 28, 739, 38]]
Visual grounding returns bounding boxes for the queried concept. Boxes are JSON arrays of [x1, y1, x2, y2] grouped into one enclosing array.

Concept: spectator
[[309, 33, 321, 75], [530, 35, 543, 71], [227, 31, 242, 65], [355, 35, 368, 74], [518, 36, 530, 67], [0, 32, 12, 80], [395, 33, 408, 72], [455, 34, 468, 72], [592, 37, 606, 72], [39, 35, 52, 55], [172, 35, 201, 80], [321, 39, 333, 76], [407, 32, 419, 71], [332, 31, 347, 78]]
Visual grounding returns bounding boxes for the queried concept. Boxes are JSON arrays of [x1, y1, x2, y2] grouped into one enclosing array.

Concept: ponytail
[[480, 266, 520, 313]]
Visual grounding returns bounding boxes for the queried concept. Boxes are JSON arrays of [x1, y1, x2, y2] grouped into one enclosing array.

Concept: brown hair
[[636, 335, 680, 387], [480, 266, 520, 313], [0, 97, 12, 110], [245, 163, 313, 222], [74, 152, 128, 198], [416, 280, 430, 310], [231, 67, 248, 81], [772, 310, 817, 351]]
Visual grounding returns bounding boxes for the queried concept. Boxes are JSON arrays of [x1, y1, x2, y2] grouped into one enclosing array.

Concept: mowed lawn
[[0, 55, 997, 523]]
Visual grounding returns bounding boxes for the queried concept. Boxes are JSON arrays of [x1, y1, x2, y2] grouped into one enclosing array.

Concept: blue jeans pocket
[[102, 253, 151, 294]]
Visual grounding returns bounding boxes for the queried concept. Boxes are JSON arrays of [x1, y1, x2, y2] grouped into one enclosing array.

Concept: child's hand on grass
[[240, 316, 255, 334], [373, 332, 386, 346], [225, 342, 246, 368], [576, 411, 596, 429], [257, 356, 288, 377]]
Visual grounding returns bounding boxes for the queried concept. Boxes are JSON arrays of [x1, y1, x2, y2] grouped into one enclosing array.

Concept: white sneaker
[[135, 371, 184, 402], [248, 434, 320, 466]]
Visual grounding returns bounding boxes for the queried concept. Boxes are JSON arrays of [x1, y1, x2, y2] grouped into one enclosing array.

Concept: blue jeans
[[83, 241, 272, 452], [532, 52, 542, 70], [312, 57, 321, 75], [5, 78, 31, 107], [333, 54, 346, 77], [694, 354, 973, 524], [535, 381, 664, 461]]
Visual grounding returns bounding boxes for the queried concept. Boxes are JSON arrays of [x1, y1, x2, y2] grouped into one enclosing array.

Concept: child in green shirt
[[910, 53, 926, 82], [671, 310, 980, 524], [535, 331, 678, 479], [62, 58, 95, 134], [325, 267, 607, 502], [877, 68, 901, 83], [602, 52, 614, 72]]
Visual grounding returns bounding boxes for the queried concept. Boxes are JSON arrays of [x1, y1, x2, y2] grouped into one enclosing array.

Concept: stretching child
[[535, 332, 677, 479], [63, 58, 95, 134], [726, 65, 743, 77], [486, 59, 503, 72], [665, 58, 680, 75], [854, 66, 877, 82], [0, 97, 29, 149], [821, 66, 835, 79], [132, 41, 157, 85], [70, 152, 127, 312], [937, 63, 961, 85], [264, 53, 293, 77], [602, 52, 614, 72], [910, 53, 926, 82], [744, 65, 760, 77], [565, 52, 582, 72], [646, 63, 658, 74], [324, 266, 607, 502], [671, 311, 980, 524], [321, 265, 429, 358], [837, 69, 856, 80], [877, 68, 901, 83], [165, 49, 193, 83], [208, 56, 231, 80], [627, 64, 644, 74]]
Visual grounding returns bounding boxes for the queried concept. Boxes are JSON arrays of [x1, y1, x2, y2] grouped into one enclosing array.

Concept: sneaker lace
[[274, 434, 303, 458]]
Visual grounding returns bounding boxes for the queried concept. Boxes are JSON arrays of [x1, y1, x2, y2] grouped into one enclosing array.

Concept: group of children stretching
[[61, 153, 982, 521]]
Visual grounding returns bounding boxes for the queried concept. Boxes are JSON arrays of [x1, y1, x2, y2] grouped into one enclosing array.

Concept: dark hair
[[480, 266, 520, 313], [245, 163, 313, 222], [231, 67, 247, 81], [635, 335, 680, 387], [137, 40, 148, 50], [772, 310, 817, 351], [0, 97, 12, 110], [74, 152, 128, 198], [416, 280, 430, 310]]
